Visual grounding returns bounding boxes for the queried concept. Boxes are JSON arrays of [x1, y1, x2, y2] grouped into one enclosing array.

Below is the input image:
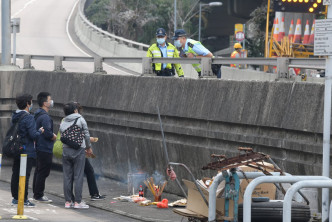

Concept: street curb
[[0, 178, 175, 222]]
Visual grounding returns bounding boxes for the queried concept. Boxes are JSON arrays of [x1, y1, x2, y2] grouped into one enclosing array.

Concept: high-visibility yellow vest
[[146, 43, 184, 77], [230, 50, 241, 68], [185, 39, 202, 73]]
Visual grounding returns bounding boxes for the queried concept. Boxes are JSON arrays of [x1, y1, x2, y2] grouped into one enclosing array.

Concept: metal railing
[[283, 180, 332, 222], [14, 54, 326, 78], [243, 176, 332, 222], [78, 0, 149, 51]]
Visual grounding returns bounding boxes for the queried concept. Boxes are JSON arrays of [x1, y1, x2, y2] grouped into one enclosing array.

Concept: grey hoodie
[[59, 113, 91, 157]]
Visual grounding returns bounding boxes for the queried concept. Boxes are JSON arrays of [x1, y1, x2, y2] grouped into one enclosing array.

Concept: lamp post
[[174, 0, 177, 32], [198, 1, 222, 42], [1, 0, 11, 65]]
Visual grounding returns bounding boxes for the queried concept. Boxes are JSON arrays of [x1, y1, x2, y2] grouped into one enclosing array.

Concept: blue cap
[[156, 28, 166, 37], [172, 29, 187, 40]]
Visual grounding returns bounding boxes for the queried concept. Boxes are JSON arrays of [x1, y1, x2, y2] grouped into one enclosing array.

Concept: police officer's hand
[[187, 53, 195, 58]]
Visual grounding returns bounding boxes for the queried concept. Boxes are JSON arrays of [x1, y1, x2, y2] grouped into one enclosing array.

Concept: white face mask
[[157, 37, 165, 45], [46, 100, 54, 108], [29, 103, 33, 112], [174, 40, 182, 48]]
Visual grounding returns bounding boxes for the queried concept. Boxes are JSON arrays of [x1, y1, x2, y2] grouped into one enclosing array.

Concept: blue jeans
[[217, 68, 222, 79]]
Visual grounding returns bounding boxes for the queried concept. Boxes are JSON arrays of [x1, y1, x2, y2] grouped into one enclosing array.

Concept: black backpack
[[2, 112, 29, 158]]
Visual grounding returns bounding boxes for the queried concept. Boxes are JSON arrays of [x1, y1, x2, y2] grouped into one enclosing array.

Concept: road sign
[[10, 18, 20, 33], [235, 24, 243, 35], [235, 31, 245, 41], [314, 19, 332, 56], [274, 0, 324, 13]]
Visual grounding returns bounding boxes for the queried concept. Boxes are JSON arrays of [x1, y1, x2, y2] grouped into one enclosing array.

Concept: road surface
[[0, 181, 140, 222], [5, 0, 128, 74]]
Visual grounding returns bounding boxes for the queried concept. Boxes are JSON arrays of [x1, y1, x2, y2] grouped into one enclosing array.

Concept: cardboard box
[[173, 179, 234, 220], [238, 163, 277, 202], [173, 162, 277, 220]]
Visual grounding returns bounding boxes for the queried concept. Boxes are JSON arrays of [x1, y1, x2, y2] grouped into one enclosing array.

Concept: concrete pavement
[[0, 161, 185, 222], [0, 180, 138, 222]]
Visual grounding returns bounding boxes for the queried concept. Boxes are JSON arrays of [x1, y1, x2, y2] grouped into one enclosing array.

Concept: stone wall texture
[[0, 70, 327, 194]]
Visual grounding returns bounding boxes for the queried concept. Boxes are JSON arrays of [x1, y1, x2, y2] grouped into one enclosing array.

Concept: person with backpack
[[32, 92, 57, 203], [74, 102, 105, 201], [9, 94, 44, 207], [60, 102, 93, 209]]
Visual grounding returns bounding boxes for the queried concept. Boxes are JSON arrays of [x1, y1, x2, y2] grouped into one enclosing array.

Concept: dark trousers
[[84, 158, 99, 196], [33, 151, 53, 199], [11, 157, 35, 201]]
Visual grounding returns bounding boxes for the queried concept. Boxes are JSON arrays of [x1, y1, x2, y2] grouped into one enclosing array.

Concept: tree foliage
[[85, 0, 201, 44], [246, 2, 274, 57]]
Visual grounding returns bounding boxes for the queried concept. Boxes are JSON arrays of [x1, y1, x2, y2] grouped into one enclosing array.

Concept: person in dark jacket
[[11, 93, 44, 207], [32, 92, 56, 203]]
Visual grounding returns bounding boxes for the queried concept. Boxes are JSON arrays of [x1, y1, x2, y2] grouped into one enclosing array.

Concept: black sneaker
[[11, 199, 18, 206], [24, 200, 35, 208], [91, 194, 106, 201]]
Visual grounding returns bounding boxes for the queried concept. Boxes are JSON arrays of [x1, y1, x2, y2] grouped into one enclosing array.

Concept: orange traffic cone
[[273, 18, 279, 41], [288, 19, 294, 42], [293, 19, 302, 43], [308, 20, 315, 45], [302, 20, 310, 44], [278, 17, 285, 42]]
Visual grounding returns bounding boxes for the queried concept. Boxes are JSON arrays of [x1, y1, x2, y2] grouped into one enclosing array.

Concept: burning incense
[[144, 177, 167, 202]]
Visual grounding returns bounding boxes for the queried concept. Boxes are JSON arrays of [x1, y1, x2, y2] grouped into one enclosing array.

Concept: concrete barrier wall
[[74, 12, 145, 72], [0, 70, 327, 195]]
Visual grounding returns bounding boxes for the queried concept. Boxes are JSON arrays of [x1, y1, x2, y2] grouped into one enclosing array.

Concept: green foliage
[[85, 0, 200, 44], [246, 2, 274, 57], [85, 0, 111, 30]]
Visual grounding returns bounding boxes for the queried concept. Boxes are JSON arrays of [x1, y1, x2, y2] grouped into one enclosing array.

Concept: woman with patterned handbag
[[59, 102, 92, 209]]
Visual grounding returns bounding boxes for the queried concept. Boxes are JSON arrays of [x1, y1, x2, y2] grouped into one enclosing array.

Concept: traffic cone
[[293, 19, 302, 43], [278, 17, 285, 42], [308, 20, 315, 45], [288, 19, 294, 42], [273, 18, 279, 41], [302, 20, 310, 44]]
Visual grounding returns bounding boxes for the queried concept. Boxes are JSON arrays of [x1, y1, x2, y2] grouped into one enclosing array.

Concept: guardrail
[[15, 54, 326, 78], [79, 0, 149, 51]]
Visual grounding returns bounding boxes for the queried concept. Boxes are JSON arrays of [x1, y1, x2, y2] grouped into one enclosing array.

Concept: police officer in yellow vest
[[230, 43, 242, 68], [146, 28, 184, 77], [172, 29, 221, 78]]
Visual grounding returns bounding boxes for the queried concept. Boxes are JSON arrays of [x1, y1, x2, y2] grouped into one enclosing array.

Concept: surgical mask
[[174, 40, 182, 48], [29, 103, 33, 112], [49, 100, 54, 108], [157, 38, 165, 45]]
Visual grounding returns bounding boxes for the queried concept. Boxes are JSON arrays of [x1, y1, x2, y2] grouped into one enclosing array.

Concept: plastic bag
[[53, 131, 63, 158]]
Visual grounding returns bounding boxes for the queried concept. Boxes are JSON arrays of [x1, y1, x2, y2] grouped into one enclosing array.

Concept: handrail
[[283, 180, 332, 222], [243, 176, 331, 222], [78, 0, 149, 51], [14, 54, 326, 68], [12, 54, 326, 75]]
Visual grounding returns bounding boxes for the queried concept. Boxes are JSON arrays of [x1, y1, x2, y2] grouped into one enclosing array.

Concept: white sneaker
[[74, 201, 89, 209], [34, 196, 53, 203]]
